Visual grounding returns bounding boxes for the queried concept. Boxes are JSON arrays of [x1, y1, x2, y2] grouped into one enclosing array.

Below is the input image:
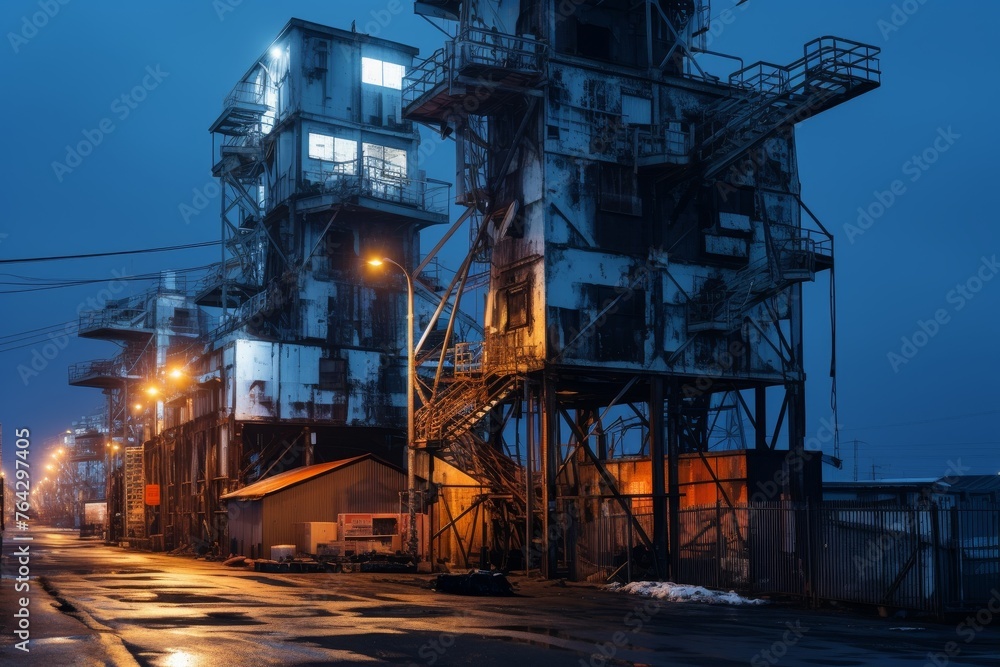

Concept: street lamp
[[367, 256, 418, 559]]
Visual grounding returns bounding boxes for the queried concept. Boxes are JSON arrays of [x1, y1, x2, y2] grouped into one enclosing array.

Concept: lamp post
[[367, 257, 419, 559]]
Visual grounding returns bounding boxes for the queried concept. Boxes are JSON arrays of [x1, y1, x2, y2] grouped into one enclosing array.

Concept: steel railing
[[303, 156, 450, 215]]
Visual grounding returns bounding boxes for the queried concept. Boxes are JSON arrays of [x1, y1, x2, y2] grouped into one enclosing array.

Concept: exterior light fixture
[[169, 368, 184, 379], [270, 46, 282, 60], [145, 386, 159, 397], [364, 255, 419, 558]]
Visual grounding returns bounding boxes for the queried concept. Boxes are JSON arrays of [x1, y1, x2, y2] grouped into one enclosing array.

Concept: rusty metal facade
[[404, 0, 880, 578]]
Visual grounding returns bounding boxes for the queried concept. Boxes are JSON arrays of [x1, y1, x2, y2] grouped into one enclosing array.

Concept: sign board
[[145, 484, 161, 506]]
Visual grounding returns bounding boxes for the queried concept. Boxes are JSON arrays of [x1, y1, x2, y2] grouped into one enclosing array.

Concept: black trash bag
[[435, 571, 514, 596]]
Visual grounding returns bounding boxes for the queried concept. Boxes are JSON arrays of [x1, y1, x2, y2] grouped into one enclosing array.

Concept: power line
[[0, 264, 215, 294], [0, 319, 77, 341], [0, 240, 220, 265]]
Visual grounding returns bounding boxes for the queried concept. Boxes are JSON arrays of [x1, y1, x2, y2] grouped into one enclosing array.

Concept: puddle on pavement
[[347, 605, 456, 618], [105, 584, 198, 590], [496, 626, 576, 640], [136, 615, 267, 628], [298, 593, 357, 602], [107, 591, 232, 604], [245, 576, 301, 587], [267, 609, 338, 618]]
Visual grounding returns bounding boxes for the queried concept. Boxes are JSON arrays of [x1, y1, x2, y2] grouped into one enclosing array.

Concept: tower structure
[[142, 19, 449, 551], [69, 274, 202, 541], [405, 0, 879, 578]]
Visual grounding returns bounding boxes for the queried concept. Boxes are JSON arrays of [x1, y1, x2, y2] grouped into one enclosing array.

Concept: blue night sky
[[0, 1, 997, 481]]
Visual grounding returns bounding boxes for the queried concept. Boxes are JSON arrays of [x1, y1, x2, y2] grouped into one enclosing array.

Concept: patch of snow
[[605, 581, 768, 606]]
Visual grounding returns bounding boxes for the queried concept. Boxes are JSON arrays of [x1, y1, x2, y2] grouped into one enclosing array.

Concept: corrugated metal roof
[[220, 453, 402, 500], [939, 475, 1000, 493]]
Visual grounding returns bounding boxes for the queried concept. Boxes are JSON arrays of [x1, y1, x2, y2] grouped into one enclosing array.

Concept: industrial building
[[402, 0, 878, 581], [221, 453, 409, 559], [68, 3, 890, 585]]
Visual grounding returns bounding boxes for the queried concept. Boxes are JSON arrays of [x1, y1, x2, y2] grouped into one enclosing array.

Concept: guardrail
[[402, 28, 547, 110], [303, 157, 450, 215], [730, 35, 881, 96]]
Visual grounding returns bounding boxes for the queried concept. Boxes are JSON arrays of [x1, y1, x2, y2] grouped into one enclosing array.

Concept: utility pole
[[854, 439, 859, 482], [853, 439, 870, 482], [871, 463, 889, 481]]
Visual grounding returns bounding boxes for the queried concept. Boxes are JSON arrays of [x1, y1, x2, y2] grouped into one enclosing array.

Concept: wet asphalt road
[[2, 528, 1000, 666]]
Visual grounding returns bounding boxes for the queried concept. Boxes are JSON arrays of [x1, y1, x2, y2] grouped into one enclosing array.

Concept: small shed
[[221, 453, 406, 558]]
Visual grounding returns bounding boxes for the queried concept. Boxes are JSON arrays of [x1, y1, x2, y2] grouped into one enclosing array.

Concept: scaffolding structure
[[405, 0, 879, 578]]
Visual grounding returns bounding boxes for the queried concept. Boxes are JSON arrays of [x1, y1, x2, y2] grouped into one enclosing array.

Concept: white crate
[[295, 522, 339, 554]]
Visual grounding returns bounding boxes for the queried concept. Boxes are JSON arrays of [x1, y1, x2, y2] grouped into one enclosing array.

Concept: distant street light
[[366, 256, 419, 559]]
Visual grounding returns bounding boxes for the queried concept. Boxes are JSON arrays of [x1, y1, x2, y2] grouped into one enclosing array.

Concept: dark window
[[592, 285, 645, 363], [716, 186, 755, 217], [506, 285, 529, 329], [319, 358, 346, 390], [380, 363, 405, 393], [577, 23, 612, 60], [599, 164, 641, 216]]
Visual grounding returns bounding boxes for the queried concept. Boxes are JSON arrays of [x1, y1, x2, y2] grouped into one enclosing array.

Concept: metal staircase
[[697, 36, 880, 181], [416, 372, 519, 446], [688, 222, 830, 333], [200, 76, 273, 308], [413, 338, 525, 505]]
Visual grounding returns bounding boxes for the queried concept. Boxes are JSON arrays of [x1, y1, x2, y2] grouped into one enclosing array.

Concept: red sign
[[145, 484, 161, 506]]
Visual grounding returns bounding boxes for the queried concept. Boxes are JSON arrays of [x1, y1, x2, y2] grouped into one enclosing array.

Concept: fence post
[[803, 500, 814, 606], [952, 505, 963, 607], [715, 501, 722, 590], [806, 500, 817, 608], [930, 503, 943, 619]]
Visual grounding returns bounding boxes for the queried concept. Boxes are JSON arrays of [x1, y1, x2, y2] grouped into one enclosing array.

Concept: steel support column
[[649, 376, 668, 579], [755, 387, 767, 451], [540, 375, 559, 578], [667, 379, 682, 580]]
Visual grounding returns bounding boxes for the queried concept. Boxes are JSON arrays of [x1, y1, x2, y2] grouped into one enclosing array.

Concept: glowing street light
[[366, 256, 418, 558]]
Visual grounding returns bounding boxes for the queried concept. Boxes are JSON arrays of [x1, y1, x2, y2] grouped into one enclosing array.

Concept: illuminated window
[[363, 143, 406, 175], [309, 133, 357, 174], [362, 57, 405, 90], [309, 133, 334, 160]]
